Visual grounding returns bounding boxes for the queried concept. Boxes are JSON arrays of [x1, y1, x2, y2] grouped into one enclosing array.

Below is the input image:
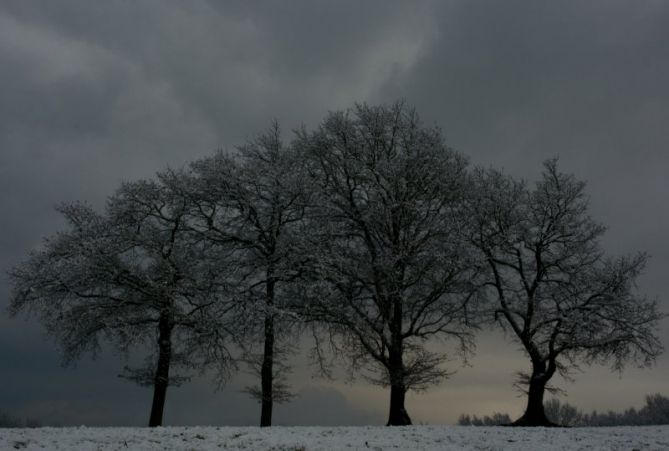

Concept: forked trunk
[[512, 360, 557, 427], [148, 310, 173, 427]]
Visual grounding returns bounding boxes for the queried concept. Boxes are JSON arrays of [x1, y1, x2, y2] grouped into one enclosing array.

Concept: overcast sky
[[1, 0, 668, 426]]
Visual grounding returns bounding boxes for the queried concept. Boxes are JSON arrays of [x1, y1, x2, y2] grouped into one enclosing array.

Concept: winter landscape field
[[2, 2, 669, 449], [2, 426, 668, 451]]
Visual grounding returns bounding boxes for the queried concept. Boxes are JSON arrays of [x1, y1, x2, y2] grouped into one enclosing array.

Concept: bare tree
[[8, 178, 236, 427], [297, 102, 479, 425], [173, 122, 312, 426], [467, 160, 663, 426]]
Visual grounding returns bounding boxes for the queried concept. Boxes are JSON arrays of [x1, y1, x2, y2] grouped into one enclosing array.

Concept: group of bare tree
[[8, 102, 663, 427]]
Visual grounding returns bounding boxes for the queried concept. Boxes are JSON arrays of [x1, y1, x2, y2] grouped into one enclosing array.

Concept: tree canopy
[[466, 159, 663, 425]]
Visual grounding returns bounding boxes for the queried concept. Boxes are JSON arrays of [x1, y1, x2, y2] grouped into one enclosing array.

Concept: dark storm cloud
[[1, 0, 667, 425], [375, 1, 669, 304]]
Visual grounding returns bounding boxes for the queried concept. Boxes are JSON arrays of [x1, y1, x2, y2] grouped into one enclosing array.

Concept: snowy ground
[[1, 425, 668, 450]]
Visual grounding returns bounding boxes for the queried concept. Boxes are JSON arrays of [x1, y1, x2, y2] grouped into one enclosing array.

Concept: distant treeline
[[0, 411, 40, 428], [458, 394, 669, 426]]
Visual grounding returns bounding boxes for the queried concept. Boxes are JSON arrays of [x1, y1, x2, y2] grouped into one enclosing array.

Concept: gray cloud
[[1, 0, 667, 426]]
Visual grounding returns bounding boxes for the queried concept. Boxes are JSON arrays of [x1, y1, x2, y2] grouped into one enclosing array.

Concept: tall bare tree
[[297, 102, 479, 425], [467, 160, 663, 426], [173, 123, 312, 426], [8, 178, 236, 427]]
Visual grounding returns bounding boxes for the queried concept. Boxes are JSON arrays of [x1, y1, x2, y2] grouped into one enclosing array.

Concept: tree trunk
[[387, 381, 412, 426], [148, 310, 173, 427], [386, 294, 411, 426], [386, 345, 412, 426], [260, 277, 275, 427], [260, 312, 274, 427], [512, 360, 556, 427]]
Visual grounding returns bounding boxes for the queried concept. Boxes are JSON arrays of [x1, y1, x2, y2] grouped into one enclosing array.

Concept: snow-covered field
[[1, 425, 668, 450]]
